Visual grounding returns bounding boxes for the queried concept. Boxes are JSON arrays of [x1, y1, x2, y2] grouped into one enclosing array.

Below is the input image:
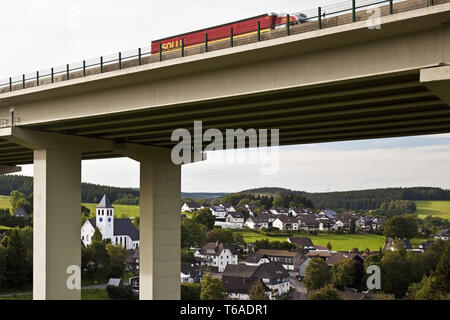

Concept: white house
[[225, 212, 245, 227], [245, 212, 276, 230], [181, 201, 201, 212], [209, 206, 227, 221], [194, 241, 238, 272], [81, 195, 140, 250], [221, 203, 237, 213], [270, 207, 289, 215], [272, 216, 299, 231]]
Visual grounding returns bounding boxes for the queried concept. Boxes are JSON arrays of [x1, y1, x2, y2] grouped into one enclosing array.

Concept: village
[[75, 195, 449, 300]]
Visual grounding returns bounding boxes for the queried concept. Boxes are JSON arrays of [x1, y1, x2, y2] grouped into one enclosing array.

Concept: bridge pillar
[[33, 148, 82, 300], [0, 127, 113, 300], [114, 144, 181, 300]]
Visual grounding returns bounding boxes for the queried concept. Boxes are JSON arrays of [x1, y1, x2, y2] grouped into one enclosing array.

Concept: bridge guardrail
[[0, 0, 444, 95]]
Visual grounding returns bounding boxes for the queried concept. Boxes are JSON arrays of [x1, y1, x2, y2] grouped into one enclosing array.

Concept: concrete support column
[[33, 148, 82, 300], [0, 127, 113, 300], [139, 159, 181, 300], [114, 144, 181, 300]]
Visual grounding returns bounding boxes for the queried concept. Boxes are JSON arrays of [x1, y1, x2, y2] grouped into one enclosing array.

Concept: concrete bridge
[[0, 0, 450, 299]]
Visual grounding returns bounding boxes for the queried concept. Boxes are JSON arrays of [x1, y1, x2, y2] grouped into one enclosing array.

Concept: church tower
[[96, 195, 114, 240]]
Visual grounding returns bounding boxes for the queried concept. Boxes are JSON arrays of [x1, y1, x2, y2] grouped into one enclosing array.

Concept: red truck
[[151, 12, 307, 54]]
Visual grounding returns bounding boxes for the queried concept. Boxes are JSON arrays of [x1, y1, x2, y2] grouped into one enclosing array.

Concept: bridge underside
[[1, 71, 449, 166]]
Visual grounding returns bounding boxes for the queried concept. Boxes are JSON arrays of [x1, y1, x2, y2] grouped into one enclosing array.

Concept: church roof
[[87, 218, 139, 241], [97, 195, 113, 208]]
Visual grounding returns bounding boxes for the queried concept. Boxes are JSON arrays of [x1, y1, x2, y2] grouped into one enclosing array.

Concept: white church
[[81, 195, 140, 250]]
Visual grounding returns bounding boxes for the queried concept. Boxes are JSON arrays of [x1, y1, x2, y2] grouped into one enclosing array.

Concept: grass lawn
[[233, 229, 427, 251], [0, 195, 12, 211], [0, 289, 110, 300], [415, 200, 450, 220]]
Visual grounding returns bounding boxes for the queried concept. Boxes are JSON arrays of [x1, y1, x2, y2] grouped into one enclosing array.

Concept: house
[[126, 248, 140, 272], [384, 237, 412, 251], [355, 217, 374, 231], [289, 207, 315, 216], [181, 201, 201, 212], [81, 195, 140, 250], [331, 214, 351, 231], [316, 215, 332, 231], [287, 237, 316, 250], [297, 214, 320, 231], [181, 264, 203, 283], [273, 215, 299, 231], [244, 204, 258, 216], [245, 249, 302, 271], [225, 211, 246, 227], [306, 250, 331, 260], [435, 229, 448, 241], [222, 262, 289, 299], [325, 252, 364, 268], [371, 217, 385, 230], [319, 210, 338, 219], [269, 207, 289, 215], [221, 203, 237, 213], [245, 212, 276, 230], [209, 206, 227, 221], [418, 240, 434, 251], [194, 241, 238, 272], [13, 207, 29, 217]]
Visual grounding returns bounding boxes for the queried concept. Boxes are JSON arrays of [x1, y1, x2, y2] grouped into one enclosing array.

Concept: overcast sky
[[1, 0, 450, 193]]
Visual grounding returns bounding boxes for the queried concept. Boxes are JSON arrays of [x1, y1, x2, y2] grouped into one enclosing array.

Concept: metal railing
[[0, 0, 440, 94]]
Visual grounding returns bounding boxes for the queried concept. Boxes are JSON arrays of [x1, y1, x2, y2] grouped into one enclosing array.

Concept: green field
[[233, 229, 427, 251], [82, 203, 139, 219], [0, 195, 12, 211], [415, 200, 450, 220]]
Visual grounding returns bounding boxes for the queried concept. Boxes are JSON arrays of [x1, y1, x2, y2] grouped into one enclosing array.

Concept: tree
[[383, 215, 417, 239], [304, 258, 332, 291], [81, 205, 91, 217], [92, 227, 103, 243], [435, 241, 450, 294], [1, 227, 30, 288], [200, 273, 225, 300], [133, 216, 140, 230], [181, 220, 207, 249], [249, 280, 269, 300], [106, 243, 127, 278], [349, 219, 356, 234], [10, 190, 32, 214], [191, 208, 216, 230], [380, 251, 411, 298], [207, 228, 234, 245], [83, 240, 111, 278], [408, 275, 443, 300], [332, 258, 355, 290], [309, 284, 341, 300], [326, 242, 332, 251], [181, 282, 201, 300]]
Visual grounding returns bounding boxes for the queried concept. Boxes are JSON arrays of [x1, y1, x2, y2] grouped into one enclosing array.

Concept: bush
[[106, 285, 138, 300], [181, 282, 201, 300]]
